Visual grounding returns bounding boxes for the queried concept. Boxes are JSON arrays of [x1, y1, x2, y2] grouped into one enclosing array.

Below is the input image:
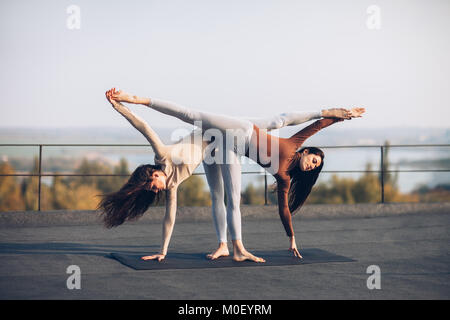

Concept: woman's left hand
[[349, 107, 366, 118], [288, 236, 303, 259]]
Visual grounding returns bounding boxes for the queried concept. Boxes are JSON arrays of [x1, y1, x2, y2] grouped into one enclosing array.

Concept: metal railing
[[1, 143, 449, 211]]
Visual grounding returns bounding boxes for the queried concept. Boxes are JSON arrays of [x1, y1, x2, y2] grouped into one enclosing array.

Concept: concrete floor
[[0, 211, 449, 299]]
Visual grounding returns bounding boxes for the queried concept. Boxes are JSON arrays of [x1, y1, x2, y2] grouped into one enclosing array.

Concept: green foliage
[[0, 162, 25, 211], [177, 175, 211, 207], [1, 141, 449, 212], [241, 183, 265, 205]]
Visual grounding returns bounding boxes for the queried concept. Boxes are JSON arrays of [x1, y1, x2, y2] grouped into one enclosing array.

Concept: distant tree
[[380, 140, 399, 188], [68, 157, 130, 195], [20, 157, 53, 210], [50, 174, 72, 209], [412, 184, 450, 202], [49, 158, 131, 210], [67, 183, 102, 210], [177, 175, 211, 207], [72, 158, 112, 189], [353, 163, 381, 203], [241, 183, 265, 205], [307, 174, 355, 204], [0, 161, 25, 211], [110, 158, 130, 192], [21, 157, 39, 210]]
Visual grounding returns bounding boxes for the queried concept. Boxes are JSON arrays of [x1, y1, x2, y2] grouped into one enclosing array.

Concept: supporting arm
[[160, 187, 178, 256], [141, 187, 177, 262]]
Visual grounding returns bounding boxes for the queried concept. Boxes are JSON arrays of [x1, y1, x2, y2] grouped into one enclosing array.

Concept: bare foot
[[141, 253, 166, 262], [206, 243, 230, 260], [233, 249, 265, 263]]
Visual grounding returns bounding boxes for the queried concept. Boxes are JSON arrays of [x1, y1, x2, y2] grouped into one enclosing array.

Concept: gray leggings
[[148, 98, 321, 242]]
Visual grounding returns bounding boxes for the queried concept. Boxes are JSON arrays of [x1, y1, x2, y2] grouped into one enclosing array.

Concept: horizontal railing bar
[[0, 171, 268, 177], [1, 143, 450, 148], [321, 170, 450, 173], [0, 144, 150, 147], [1, 169, 449, 177], [311, 144, 450, 148]]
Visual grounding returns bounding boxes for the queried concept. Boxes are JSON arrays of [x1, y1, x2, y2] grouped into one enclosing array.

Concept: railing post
[[38, 145, 42, 211], [264, 171, 268, 205], [380, 145, 385, 203]]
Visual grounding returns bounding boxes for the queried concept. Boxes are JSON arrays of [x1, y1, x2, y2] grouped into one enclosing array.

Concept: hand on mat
[[141, 254, 166, 262], [349, 107, 365, 118], [289, 237, 303, 259], [109, 87, 136, 104]]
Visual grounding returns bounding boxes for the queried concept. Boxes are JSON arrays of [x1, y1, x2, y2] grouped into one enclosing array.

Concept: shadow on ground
[[0, 242, 159, 256]]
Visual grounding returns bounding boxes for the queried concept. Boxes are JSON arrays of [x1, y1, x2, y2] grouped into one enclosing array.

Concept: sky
[[1, 0, 449, 130]]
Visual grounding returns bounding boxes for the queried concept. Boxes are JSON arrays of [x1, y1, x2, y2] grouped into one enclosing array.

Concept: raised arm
[[289, 117, 344, 147], [106, 90, 166, 158], [110, 88, 200, 126], [289, 107, 365, 146], [141, 186, 177, 261]]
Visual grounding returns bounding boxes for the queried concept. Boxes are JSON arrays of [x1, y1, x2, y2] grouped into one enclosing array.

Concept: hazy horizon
[[1, 124, 448, 146], [1, 0, 450, 131]]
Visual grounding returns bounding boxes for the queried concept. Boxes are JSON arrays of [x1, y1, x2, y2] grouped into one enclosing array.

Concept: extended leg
[[148, 98, 253, 134], [246, 111, 321, 130]]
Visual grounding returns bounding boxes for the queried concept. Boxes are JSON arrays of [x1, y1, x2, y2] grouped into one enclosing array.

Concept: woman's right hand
[[105, 89, 115, 104], [110, 88, 137, 104], [141, 253, 166, 262]]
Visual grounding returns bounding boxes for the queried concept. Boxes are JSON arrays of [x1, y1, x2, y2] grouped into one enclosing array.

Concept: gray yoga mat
[[110, 248, 355, 270]]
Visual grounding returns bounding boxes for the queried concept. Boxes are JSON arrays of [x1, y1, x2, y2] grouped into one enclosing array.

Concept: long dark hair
[[98, 164, 163, 228], [287, 147, 324, 214]]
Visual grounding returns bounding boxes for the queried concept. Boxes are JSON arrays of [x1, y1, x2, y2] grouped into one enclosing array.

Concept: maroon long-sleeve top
[[246, 118, 343, 237]]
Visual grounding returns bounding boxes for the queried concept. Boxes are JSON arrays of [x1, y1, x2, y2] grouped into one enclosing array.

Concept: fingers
[[295, 249, 303, 259], [110, 88, 123, 100], [347, 107, 366, 118], [105, 90, 112, 102], [105, 88, 119, 103], [289, 248, 303, 259]]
